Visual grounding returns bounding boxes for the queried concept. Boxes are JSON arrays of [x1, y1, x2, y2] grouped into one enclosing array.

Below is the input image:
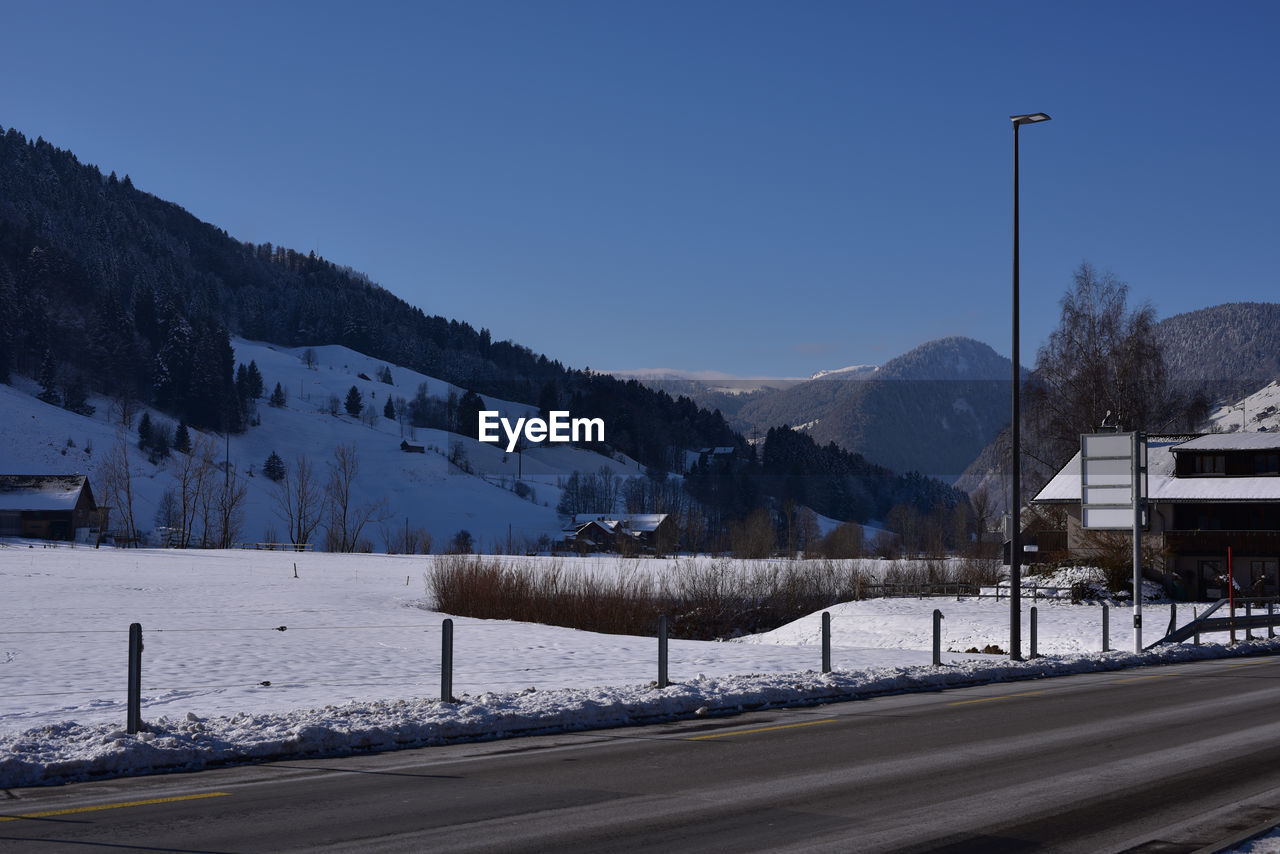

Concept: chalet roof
[[564, 513, 670, 535], [612, 513, 669, 532], [1170, 432, 1280, 453], [0, 475, 91, 511], [1033, 436, 1280, 504]]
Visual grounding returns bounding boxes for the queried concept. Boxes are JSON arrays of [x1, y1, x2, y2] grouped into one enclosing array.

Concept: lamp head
[[1011, 113, 1052, 125]]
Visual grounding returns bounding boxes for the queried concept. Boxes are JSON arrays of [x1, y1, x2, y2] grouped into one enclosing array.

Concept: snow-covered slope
[[1206, 380, 1280, 434], [0, 339, 643, 550]]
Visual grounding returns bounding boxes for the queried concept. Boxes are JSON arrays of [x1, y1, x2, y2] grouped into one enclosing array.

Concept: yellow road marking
[[0, 792, 230, 822], [1227, 659, 1275, 668], [688, 719, 837, 741], [949, 690, 1044, 706], [1113, 674, 1174, 684]]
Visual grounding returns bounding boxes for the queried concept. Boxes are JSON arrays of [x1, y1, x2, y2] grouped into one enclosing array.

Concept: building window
[[1193, 454, 1225, 474], [1255, 454, 1280, 475]]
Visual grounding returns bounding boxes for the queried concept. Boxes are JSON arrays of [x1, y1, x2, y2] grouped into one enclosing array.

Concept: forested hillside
[[0, 126, 739, 470], [0, 124, 976, 544], [1155, 302, 1280, 401]]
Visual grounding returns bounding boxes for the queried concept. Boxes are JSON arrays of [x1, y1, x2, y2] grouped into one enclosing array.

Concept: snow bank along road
[[6, 656, 1280, 853]]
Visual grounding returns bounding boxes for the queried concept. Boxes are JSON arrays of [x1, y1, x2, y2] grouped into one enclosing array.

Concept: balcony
[[1163, 530, 1280, 556]]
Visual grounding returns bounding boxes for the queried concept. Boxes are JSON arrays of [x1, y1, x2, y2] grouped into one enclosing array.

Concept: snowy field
[[2, 545, 1275, 788]]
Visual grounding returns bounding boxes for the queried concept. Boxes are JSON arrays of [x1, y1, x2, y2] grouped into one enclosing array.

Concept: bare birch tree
[[98, 433, 138, 546], [273, 453, 325, 548], [169, 435, 217, 548], [323, 442, 389, 552]]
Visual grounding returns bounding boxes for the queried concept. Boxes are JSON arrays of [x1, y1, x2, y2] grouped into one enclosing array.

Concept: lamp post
[[1009, 111, 1050, 662]]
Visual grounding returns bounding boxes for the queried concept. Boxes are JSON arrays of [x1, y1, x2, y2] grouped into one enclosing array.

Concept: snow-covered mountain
[[732, 337, 1013, 480], [808, 364, 879, 381], [0, 338, 643, 552]]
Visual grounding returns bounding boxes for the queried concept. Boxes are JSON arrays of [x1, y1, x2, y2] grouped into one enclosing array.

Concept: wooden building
[[562, 513, 678, 554], [0, 475, 105, 542]]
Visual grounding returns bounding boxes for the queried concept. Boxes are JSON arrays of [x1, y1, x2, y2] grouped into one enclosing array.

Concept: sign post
[[1081, 432, 1147, 652]]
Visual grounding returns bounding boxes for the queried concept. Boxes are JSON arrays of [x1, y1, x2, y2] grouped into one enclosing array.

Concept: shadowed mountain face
[[735, 337, 1014, 480]]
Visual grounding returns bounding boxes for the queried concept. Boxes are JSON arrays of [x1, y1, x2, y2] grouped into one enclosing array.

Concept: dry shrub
[[428, 556, 874, 640], [1074, 530, 1166, 593]]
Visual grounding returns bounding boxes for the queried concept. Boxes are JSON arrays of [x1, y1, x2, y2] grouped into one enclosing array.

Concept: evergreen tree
[[174, 421, 191, 454], [137, 411, 153, 450], [456, 389, 485, 438], [235, 363, 249, 402], [62, 376, 94, 417], [246, 361, 264, 399], [269, 382, 287, 408], [152, 426, 171, 460], [37, 350, 60, 405], [152, 310, 193, 414], [537, 381, 559, 419], [344, 385, 363, 416], [384, 396, 396, 419], [263, 450, 286, 482]]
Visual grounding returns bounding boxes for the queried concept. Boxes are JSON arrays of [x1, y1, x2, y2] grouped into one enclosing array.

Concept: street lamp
[[1009, 111, 1050, 662]]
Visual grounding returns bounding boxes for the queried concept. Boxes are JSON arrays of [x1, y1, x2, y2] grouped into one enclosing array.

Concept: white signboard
[[1080, 432, 1146, 531], [1082, 505, 1138, 529]]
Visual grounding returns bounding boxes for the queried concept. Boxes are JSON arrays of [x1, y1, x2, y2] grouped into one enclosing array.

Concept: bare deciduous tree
[[1028, 263, 1171, 472], [380, 518, 434, 555], [169, 435, 217, 548], [214, 466, 249, 548], [273, 453, 325, 548], [323, 443, 389, 552], [98, 433, 138, 546]]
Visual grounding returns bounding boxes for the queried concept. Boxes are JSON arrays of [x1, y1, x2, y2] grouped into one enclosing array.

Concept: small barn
[[0, 475, 105, 542]]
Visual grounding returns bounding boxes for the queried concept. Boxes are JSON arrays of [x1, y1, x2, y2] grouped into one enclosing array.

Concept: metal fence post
[[932, 609, 944, 667], [127, 622, 143, 734], [821, 611, 831, 674], [1030, 606, 1039, 659], [658, 615, 669, 688], [441, 618, 454, 703], [1102, 603, 1110, 652]]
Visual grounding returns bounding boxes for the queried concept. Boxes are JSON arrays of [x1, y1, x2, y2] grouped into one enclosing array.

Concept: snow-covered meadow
[[3, 545, 1272, 788]]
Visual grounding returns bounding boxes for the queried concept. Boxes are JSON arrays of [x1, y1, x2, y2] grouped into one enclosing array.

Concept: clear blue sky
[[3, 1, 1277, 378]]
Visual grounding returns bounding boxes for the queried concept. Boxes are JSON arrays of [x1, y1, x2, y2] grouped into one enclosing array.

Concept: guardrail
[[1148, 598, 1280, 648]]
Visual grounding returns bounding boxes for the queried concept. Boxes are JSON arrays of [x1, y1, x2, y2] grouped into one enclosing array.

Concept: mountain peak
[[875, 336, 1011, 382]]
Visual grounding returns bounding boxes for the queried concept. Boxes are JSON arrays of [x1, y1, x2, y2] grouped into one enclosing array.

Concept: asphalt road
[[7, 656, 1280, 853]]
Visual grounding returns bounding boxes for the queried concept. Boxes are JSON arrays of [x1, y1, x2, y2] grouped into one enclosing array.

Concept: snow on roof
[[1171, 433, 1280, 452], [1034, 436, 1280, 504], [0, 475, 89, 511], [566, 514, 669, 534], [616, 513, 668, 532]]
